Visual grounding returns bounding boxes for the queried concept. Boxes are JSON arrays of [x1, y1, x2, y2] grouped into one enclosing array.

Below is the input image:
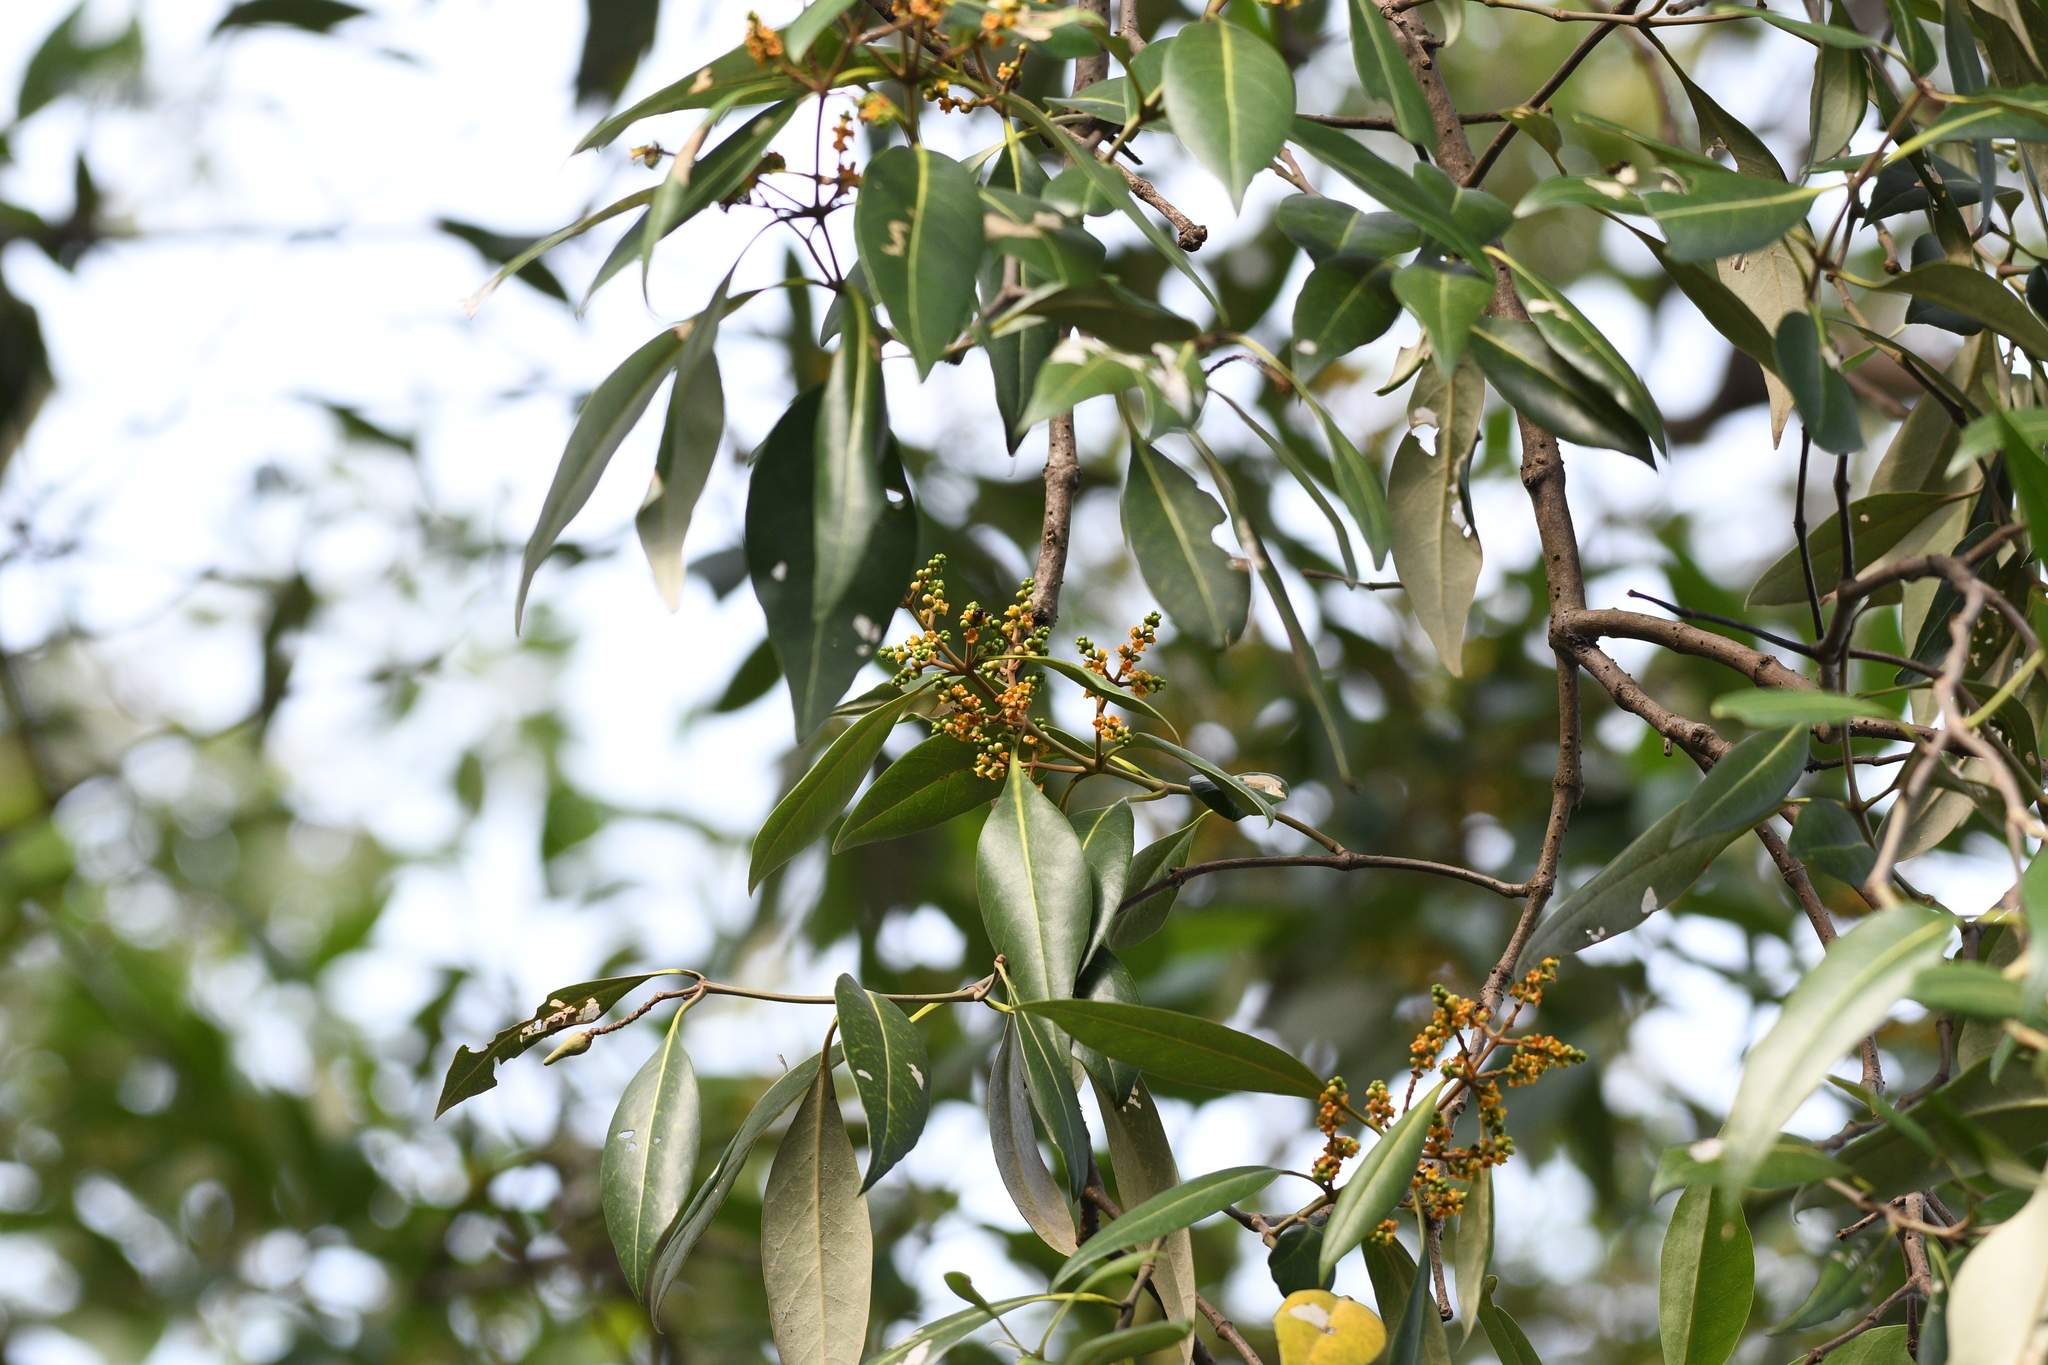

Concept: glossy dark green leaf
[[761, 1052, 870, 1365], [600, 1007, 700, 1300], [517, 326, 687, 628], [576, 40, 818, 153], [814, 287, 888, 622], [1053, 1165, 1279, 1285], [833, 735, 1000, 851], [438, 972, 670, 1115], [1347, 0, 1432, 147], [1744, 491, 1954, 607], [1065, 1321, 1196, 1365], [1163, 19, 1295, 209], [1019, 1008, 1093, 1200], [1658, 1185, 1753, 1365], [982, 188, 1105, 287], [1072, 800, 1135, 964], [1320, 1082, 1445, 1280], [1366, 1239, 1451, 1365], [1389, 431, 1482, 677], [1467, 317, 1654, 463], [855, 146, 984, 376], [1879, 263, 2048, 358], [1275, 195, 1419, 265], [1520, 804, 1745, 963], [1667, 63, 1784, 180], [1807, 6, 1870, 166], [1122, 443, 1250, 652], [637, 275, 731, 611], [979, 756, 1093, 1003], [1291, 260, 1399, 383], [1019, 998, 1323, 1098], [1108, 817, 1205, 949], [833, 974, 932, 1191], [747, 387, 917, 740], [1773, 312, 1862, 454], [750, 686, 921, 890], [987, 1019, 1078, 1253], [1021, 656, 1178, 736], [1289, 118, 1489, 263], [1268, 1224, 1332, 1295], [1772, 1241, 1881, 1333], [1125, 732, 1274, 822], [1787, 798, 1877, 888], [1641, 169, 1821, 263], [1413, 164, 1514, 247], [1028, 277, 1202, 352], [1673, 726, 1806, 843], [1504, 256, 1667, 455], [1073, 950, 1143, 1108]]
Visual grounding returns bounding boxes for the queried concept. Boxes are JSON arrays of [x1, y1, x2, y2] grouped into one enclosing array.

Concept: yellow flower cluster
[[744, 11, 785, 63], [1310, 1077, 1363, 1185]]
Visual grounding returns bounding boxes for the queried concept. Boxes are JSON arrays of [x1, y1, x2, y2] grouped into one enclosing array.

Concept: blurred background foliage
[[0, 3, 1955, 1365]]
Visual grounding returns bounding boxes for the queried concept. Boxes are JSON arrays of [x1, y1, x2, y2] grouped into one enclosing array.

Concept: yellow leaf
[[1273, 1291, 1386, 1365]]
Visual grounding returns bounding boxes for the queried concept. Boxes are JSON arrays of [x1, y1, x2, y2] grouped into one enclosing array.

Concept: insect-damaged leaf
[[855, 146, 984, 377], [761, 1056, 871, 1365], [1163, 19, 1295, 209], [600, 1006, 701, 1300], [1122, 442, 1251, 652], [832, 974, 931, 1191], [438, 973, 672, 1115], [1389, 432, 1482, 677]]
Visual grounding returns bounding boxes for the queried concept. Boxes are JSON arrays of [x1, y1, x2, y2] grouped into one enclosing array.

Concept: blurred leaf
[[1673, 726, 1805, 843], [1386, 1234, 1437, 1365], [712, 636, 783, 712], [1949, 1176, 2048, 1365], [1215, 393, 1358, 579], [23, 6, 142, 120], [1389, 432, 1482, 676], [988, 1019, 1079, 1253], [577, 38, 820, 152], [1786, 798, 1877, 888], [856, 146, 984, 376], [1022, 339, 1147, 431], [1710, 690, 1867, 727], [1122, 443, 1250, 652], [436, 219, 569, 301], [761, 1052, 871, 1365], [1500, 254, 1667, 455], [576, 0, 659, 104], [833, 974, 932, 1191], [1269, 1228, 1334, 1296], [1452, 1165, 1492, 1343], [751, 686, 921, 890], [1065, 1321, 1195, 1365], [1659, 1185, 1752, 1365], [601, 1007, 700, 1300], [1053, 1165, 1279, 1285], [1321, 1084, 1445, 1280], [1478, 1279, 1543, 1365], [835, 735, 998, 850], [438, 973, 670, 1115], [1125, 733, 1274, 822], [1880, 264, 2048, 359], [1744, 491, 1955, 607], [1520, 804, 1744, 963], [637, 275, 731, 610], [1073, 801, 1135, 964], [1320, 405, 1394, 568], [1163, 20, 1295, 209], [1022, 999, 1323, 1098], [1807, 5, 1871, 166], [979, 758, 1093, 1003], [868, 1297, 1053, 1365], [1911, 961, 2030, 1020], [1028, 278, 1203, 351], [1773, 1242, 1883, 1332]]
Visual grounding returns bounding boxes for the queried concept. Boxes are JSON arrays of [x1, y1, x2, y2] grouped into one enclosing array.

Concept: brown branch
[[1112, 161, 1208, 251], [1196, 1296, 1266, 1365], [1299, 111, 1506, 128], [1032, 411, 1082, 630]]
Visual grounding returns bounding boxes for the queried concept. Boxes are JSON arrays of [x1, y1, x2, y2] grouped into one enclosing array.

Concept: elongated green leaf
[[1073, 801, 1136, 964], [785, 0, 858, 59], [1163, 19, 1294, 209], [1479, 1279, 1543, 1365], [647, 1045, 843, 1315], [1109, 817, 1205, 949], [1520, 804, 1744, 962], [638, 275, 732, 611], [1388, 431, 1481, 677], [1074, 951, 1143, 1108], [1391, 264, 1491, 370], [518, 327, 686, 627], [988, 1019, 1078, 1254], [1214, 393, 1357, 578], [1637, 229, 1780, 370], [868, 1296, 1053, 1365], [1773, 313, 1862, 454], [750, 687, 920, 890], [1122, 442, 1250, 652], [601, 1006, 701, 1300], [1319, 406, 1393, 568], [1773, 1241, 1879, 1333], [1880, 0, 1936, 72], [1673, 726, 1806, 843], [1021, 655, 1178, 735], [1453, 1165, 1492, 1342], [1744, 491, 1955, 607], [1293, 260, 1399, 382], [1807, 7, 1870, 167], [1021, 998, 1323, 1098], [1659, 1185, 1753, 1365], [1910, 961, 2029, 1020], [1949, 1172, 2048, 1365], [1717, 905, 1950, 1192], [1831, 1057, 2047, 1199], [856, 146, 983, 377], [1467, 317, 1653, 463], [815, 288, 888, 623], [1709, 690, 1866, 728], [1362, 1226, 1451, 1365], [1054, 1165, 1279, 1285], [1096, 1080, 1197, 1351], [1066, 1321, 1196, 1365], [1125, 732, 1274, 822], [438, 972, 675, 1115], [1288, 118, 1489, 264], [1029, 277, 1202, 352], [1019, 1009, 1093, 1200], [576, 42, 813, 152], [1386, 1228, 1436, 1365], [761, 1055, 871, 1365], [747, 388, 917, 739], [1786, 798, 1877, 888], [1276, 195, 1419, 264], [2025, 849, 2048, 1014], [833, 976, 931, 1191], [1267, 1227, 1330, 1296], [1320, 1082, 1446, 1280], [1347, 0, 1432, 147], [1880, 264, 2048, 359], [1021, 339, 1148, 430], [979, 758, 1094, 1003], [462, 188, 653, 314], [834, 735, 999, 851], [1653, 1134, 1846, 1198], [1500, 254, 1667, 455], [1668, 63, 1785, 181], [1641, 170, 1821, 263]]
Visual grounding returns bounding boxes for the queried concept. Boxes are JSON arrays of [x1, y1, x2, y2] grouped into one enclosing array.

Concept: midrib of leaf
[[1220, 27, 1244, 185], [908, 154, 931, 346], [1010, 782, 1057, 999], [1142, 453, 1226, 636]]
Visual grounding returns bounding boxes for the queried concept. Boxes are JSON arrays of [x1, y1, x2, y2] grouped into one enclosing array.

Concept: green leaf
[[1452, 1165, 1492, 1343], [1389, 431, 1483, 677], [1993, 412, 2048, 535], [1293, 260, 1400, 382], [1109, 817, 1206, 949], [1125, 732, 1275, 823], [459, 188, 654, 313], [1668, 63, 1786, 180], [1641, 169, 1822, 263], [601, 1006, 701, 1300], [1711, 3, 1879, 44], [1020, 338, 1149, 431], [1074, 950, 1144, 1107], [1289, 118, 1490, 263], [1386, 1226, 1437, 1365], [1502, 255, 1667, 455], [1651, 1134, 1845, 1199], [1028, 277, 1203, 353], [987, 1019, 1078, 1254], [833, 974, 932, 1191], [1021, 998, 1323, 1098], [1019, 1008, 1094, 1200], [438, 973, 673, 1115], [1122, 442, 1251, 652], [1743, 491, 1955, 607], [785, 0, 859, 58], [1053, 1165, 1280, 1286], [637, 277, 731, 611], [1073, 801, 1136, 964], [1635, 228, 1780, 370], [1268, 1225, 1332, 1295], [1320, 1083, 1446, 1281], [747, 387, 918, 740], [1214, 393, 1358, 579], [1319, 405, 1394, 568], [1520, 804, 1745, 962], [518, 326, 687, 628], [1478, 1279, 1543, 1365], [1709, 690, 1867, 728], [1832, 1057, 2048, 1199], [1807, 7, 1871, 166], [1366, 1240, 1451, 1365], [1772, 1241, 1883, 1333], [1066, 1322, 1196, 1365], [814, 287, 889, 623], [750, 687, 921, 890], [979, 758, 1094, 1003], [213, 0, 363, 34], [1786, 798, 1878, 888], [1673, 726, 1806, 843], [1773, 312, 1863, 454], [576, 42, 813, 153], [761, 1054, 871, 1365], [855, 146, 984, 377], [834, 735, 1000, 851], [2025, 848, 2048, 1013], [1911, 961, 2029, 1020], [1881, 0, 1936, 72], [1414, 163, 1515, 246], [1096, 1079, 1198, 1332], [1467, 317, 1655, 463], [982, 189, 1107, 287], [1347, 0, 1433, 147], [1163, 19, 1295, 209], [1658, 1185, 1754, 1365], [1512, 174, 1647, 219], [1717, 904, 1951, 1192], [1015, 655, 1179, 736], [988, 315, 1057, 452], [1391, 264, 1491, 370], [1879, 264, 2048, 359], [1949, 1172, 2048, 1365], [867, 1296, 1054, 1365], [1275, 195, 1419, 264]]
